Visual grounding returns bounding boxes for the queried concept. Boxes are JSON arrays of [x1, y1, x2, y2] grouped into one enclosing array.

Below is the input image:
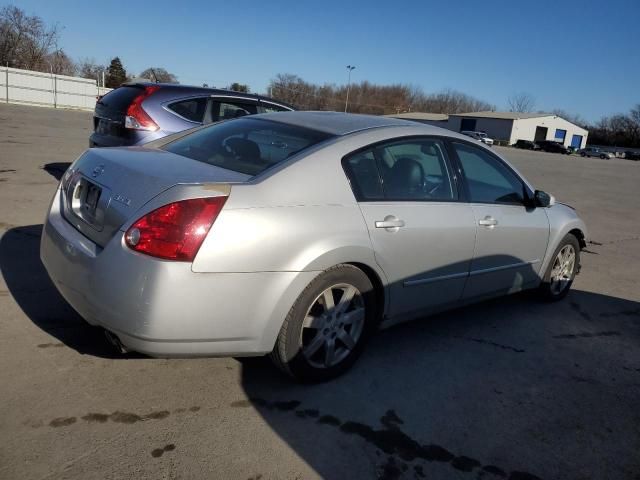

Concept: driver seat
[[387, 157, 424, 199]]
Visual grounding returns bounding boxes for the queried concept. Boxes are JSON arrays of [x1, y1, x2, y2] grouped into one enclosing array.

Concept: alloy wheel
[[550, 244, 576, 295], [300, 283, 365, 368]]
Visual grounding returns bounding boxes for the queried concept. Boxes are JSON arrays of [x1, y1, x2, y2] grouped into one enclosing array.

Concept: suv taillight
[[125, 196, 227, 261], [125, 86, 160, 131]]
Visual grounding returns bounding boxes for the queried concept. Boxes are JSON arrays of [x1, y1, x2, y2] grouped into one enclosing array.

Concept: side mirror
[[534, 190, 555, 207]]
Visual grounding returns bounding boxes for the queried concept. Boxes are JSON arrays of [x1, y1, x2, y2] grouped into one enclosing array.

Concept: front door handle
[[478, 216, 498, 227], [375, 215, 405, 230]]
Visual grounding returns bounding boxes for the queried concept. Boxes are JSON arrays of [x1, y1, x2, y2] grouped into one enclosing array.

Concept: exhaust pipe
[[104, 330, 128, 354]]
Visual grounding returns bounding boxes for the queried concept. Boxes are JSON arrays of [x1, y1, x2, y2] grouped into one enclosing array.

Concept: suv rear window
[[162, 118, 333, 176], [98, 86, 145, 112]]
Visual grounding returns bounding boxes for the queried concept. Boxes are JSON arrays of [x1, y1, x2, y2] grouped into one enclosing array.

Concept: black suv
[[513, 140, 540, 150], [537, 140, 571, 155], [90, 83, 294, 147]]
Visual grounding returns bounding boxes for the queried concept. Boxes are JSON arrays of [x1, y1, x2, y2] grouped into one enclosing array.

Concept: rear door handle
[[375, 215, 405, 229], [478, 216, 498, 227]]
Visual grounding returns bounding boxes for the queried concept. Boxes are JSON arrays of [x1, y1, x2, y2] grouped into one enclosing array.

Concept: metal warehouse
[[389, 111, 589, 149]]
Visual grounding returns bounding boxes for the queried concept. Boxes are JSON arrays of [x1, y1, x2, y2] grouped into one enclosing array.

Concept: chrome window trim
[[210, 95, 260, 103]]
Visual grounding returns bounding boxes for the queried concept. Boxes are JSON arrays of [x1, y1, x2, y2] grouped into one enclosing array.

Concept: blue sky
[[12, 0, 640, 121]]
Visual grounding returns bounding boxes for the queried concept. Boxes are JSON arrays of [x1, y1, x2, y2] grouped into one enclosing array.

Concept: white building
[[448, 111, 588, 149], [387, 111, 589, 149]]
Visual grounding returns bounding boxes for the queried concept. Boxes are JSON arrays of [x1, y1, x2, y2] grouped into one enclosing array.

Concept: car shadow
[[42, 162, 71, 181], [238, 291, 640, 480], [0, 224, 142, 358]]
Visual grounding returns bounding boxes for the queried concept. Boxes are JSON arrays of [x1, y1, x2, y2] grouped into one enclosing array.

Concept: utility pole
[[344, 65, 355, 113]]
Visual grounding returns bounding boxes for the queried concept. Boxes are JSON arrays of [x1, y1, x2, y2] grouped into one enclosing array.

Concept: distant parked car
[[89, 83, 294, 147], [624, 150, 640, 161], [537, 140, 571, 155], [578, 147, 614, 159], [461, 130, 494, 146], [513, 140, 540, 150]]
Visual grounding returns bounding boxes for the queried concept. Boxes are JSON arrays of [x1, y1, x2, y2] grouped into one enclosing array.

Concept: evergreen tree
[[105, 57, 127, 88]]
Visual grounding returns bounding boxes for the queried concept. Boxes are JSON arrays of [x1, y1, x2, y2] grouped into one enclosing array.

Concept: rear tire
[[270, 265, 377, 382], [538, 234, 581, 301], [580, 152, 586, 157], [600, 154, 606, 159]]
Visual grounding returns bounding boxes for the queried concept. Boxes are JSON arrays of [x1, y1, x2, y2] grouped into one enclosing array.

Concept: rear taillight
[[125, 86, 160, 131], [125, 196, 227, 261]]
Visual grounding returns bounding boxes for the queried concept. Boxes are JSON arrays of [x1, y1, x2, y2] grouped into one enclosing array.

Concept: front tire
[[538, 234, 581, 301], [270, 265, 377, 382]]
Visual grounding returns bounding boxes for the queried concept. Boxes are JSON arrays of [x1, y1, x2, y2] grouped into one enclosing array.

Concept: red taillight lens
[[125, 86, 160, 131], [125, 196, 227, 261]]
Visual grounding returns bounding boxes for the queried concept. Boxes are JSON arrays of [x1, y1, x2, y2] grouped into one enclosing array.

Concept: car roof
[[250, 111, 436, 136], [123, 82, 294, 108]]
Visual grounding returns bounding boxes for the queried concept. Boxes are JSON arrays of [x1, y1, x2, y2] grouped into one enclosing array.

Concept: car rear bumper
[[89, 130, 165, 148], [40, 188, 317, 357]]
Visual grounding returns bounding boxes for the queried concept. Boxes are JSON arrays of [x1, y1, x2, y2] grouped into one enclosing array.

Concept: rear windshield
[[162, 117, 333, 176], [98, 85, 144, 112]]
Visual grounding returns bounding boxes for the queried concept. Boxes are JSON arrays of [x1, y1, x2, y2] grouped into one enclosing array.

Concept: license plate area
[[69, 177, 108, 231]]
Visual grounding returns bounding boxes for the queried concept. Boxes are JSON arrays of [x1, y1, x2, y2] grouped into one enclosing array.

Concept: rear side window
[[167, 97, 208, 123], [343, 138, 455, 202], [211, 101, 257, 122], [98, 86, 145, 112], [259, 103, 290, 113], [452, 142, 525, 205], [343, 151, 384, 200], [162, 117, 333, 176]]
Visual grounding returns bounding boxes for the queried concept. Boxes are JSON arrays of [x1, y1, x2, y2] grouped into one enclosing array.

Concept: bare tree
[[77, 57, 105, 81], [139, 67, 179, 83], [267, 73, 495, 115], [44, 49, 75, 76], [507, 92, 536, 113], [0, 5, 61, 70], [587, 104, 640, 148], [551, 109, 585, 127]]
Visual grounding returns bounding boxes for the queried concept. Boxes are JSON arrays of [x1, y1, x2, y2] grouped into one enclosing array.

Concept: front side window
[[343, 138, 455, 202], [452, 142, 525, 205], [163, 117, 332, 177], [167, 97, 208, 123]]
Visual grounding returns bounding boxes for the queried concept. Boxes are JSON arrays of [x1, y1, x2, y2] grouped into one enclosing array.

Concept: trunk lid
[[62, 147, 250, 247]]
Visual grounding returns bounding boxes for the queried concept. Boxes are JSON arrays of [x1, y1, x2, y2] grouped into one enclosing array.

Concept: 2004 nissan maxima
[[41, 112, 587, 381]]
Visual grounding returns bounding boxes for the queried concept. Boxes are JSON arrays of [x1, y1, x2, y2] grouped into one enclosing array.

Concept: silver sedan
[[41, 112, 587, 381]]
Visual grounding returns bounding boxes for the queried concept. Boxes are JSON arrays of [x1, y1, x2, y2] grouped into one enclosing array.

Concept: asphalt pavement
[[1, 103, 639, 480]]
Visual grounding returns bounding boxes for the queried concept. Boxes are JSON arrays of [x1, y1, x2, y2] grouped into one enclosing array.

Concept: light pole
[[344, 65, 355, 113]]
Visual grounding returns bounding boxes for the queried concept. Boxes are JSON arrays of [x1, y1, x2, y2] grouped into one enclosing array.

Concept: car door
[[449, 141, 550, 300], [343, 137, 477, 322]]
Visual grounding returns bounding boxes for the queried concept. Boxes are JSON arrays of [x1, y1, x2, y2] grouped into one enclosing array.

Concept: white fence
[[0, 66, 112, 111]]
